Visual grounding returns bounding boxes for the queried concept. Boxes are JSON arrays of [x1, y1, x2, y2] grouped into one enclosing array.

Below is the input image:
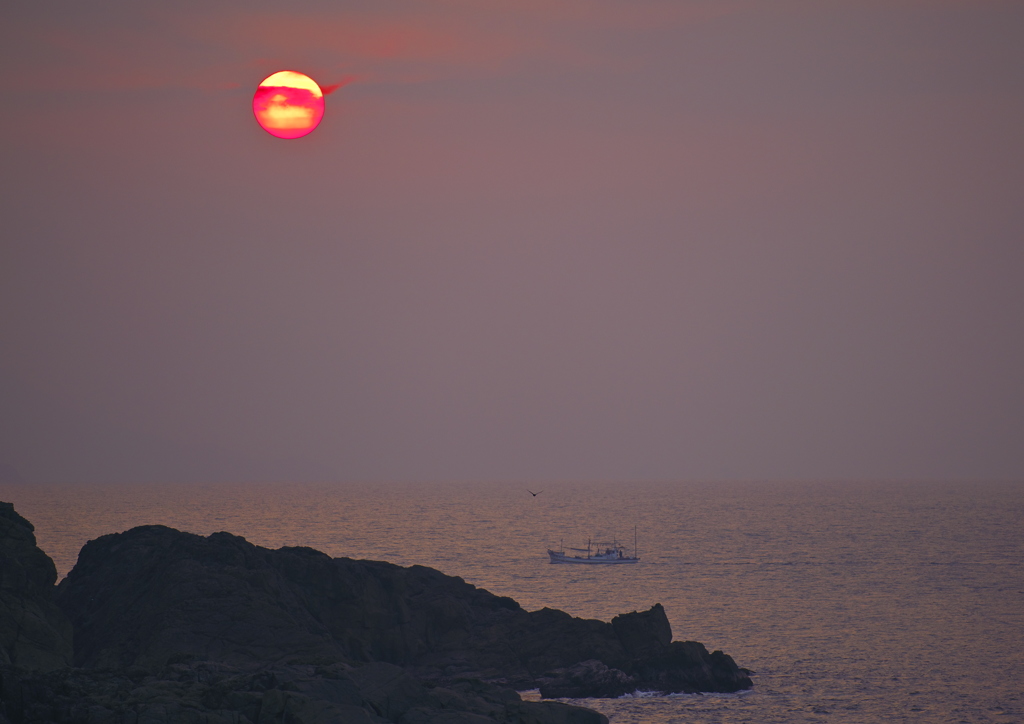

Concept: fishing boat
[[548, 529, 640, 564]]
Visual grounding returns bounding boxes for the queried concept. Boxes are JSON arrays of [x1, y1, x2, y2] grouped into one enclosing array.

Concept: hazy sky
[[2, 0, 1022, 484]]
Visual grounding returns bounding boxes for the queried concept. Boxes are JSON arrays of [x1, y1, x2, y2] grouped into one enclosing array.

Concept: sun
[[253, 71, 324, 139]]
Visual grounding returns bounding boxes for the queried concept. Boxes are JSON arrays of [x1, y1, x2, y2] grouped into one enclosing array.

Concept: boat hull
[[548, 550, 639, 564]]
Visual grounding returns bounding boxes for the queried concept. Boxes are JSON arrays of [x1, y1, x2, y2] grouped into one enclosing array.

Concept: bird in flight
[[527, 489, 543, 497]]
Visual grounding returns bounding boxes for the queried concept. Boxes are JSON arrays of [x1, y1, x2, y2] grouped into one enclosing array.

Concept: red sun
[[253, 71, 324, 139]]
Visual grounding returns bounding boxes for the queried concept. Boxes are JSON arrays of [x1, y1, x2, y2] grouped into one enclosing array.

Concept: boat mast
[[634, 525, 638, 560]]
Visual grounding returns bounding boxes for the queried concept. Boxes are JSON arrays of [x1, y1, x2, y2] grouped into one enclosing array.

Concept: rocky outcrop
[[54, 525, 532, 674], [0, 503, 751, 723], [535, 605, 750, 698], [0, 504, 608, 724], [54, 525, 751, 697], [536, 660, 636, 699], [611, 604, 672, 658], [536, 641, 751, 699], [0, 661, 608, 724], [0, 502, 72, 671]]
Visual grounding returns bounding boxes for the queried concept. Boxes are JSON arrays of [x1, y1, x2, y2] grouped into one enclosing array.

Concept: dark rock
[[0, 504, 617, 722], [350, 661, 429, 720], [503, 608, 626, 682], [0, 502, 73, 671], [505, 699, 610, 724], [55, 527, 350, 670], [509, 604, 751, 696], [0, 661, 609, 724], [2, 516, 750, 724], [538, 660, 636, 699], [631, 641, 753, 694], [53, 524, 749, 697], [611, 603, 672, 658]]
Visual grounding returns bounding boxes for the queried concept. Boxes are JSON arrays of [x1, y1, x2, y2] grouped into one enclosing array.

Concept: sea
[[2, 480, 1022, 724]]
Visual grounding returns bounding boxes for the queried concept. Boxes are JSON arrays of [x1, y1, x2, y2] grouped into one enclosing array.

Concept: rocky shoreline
[[1, 501, 752, 723]]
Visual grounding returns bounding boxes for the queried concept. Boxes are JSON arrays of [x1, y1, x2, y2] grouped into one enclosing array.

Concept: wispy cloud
[[0, 1, 740, 95]]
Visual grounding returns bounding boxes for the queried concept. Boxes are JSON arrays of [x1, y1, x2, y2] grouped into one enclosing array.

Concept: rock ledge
[[0, 505, 752, 723]]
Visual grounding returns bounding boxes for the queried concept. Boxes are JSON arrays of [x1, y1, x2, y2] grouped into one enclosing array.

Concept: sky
[[2, 0, 1023, 484]]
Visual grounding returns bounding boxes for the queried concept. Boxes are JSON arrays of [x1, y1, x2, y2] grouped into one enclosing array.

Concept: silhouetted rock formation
[[536, 607, 750, 699], [0, 502, 72, 671], [54, 525, 751, 697], [0, 504, 753, 723], [611, 604, 672, 658], [1, 661, 606, 724]]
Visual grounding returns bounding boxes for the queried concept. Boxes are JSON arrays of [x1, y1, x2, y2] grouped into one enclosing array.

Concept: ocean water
[[2, 480, 1022, 723]]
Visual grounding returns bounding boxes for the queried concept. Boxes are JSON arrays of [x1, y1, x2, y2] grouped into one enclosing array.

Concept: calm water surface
[[2, 480, 1022, 723]]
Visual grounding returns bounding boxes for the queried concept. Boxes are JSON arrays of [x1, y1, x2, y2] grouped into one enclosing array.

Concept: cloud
[[320, 80, 353, 96], [0, 1, 741, 96]]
